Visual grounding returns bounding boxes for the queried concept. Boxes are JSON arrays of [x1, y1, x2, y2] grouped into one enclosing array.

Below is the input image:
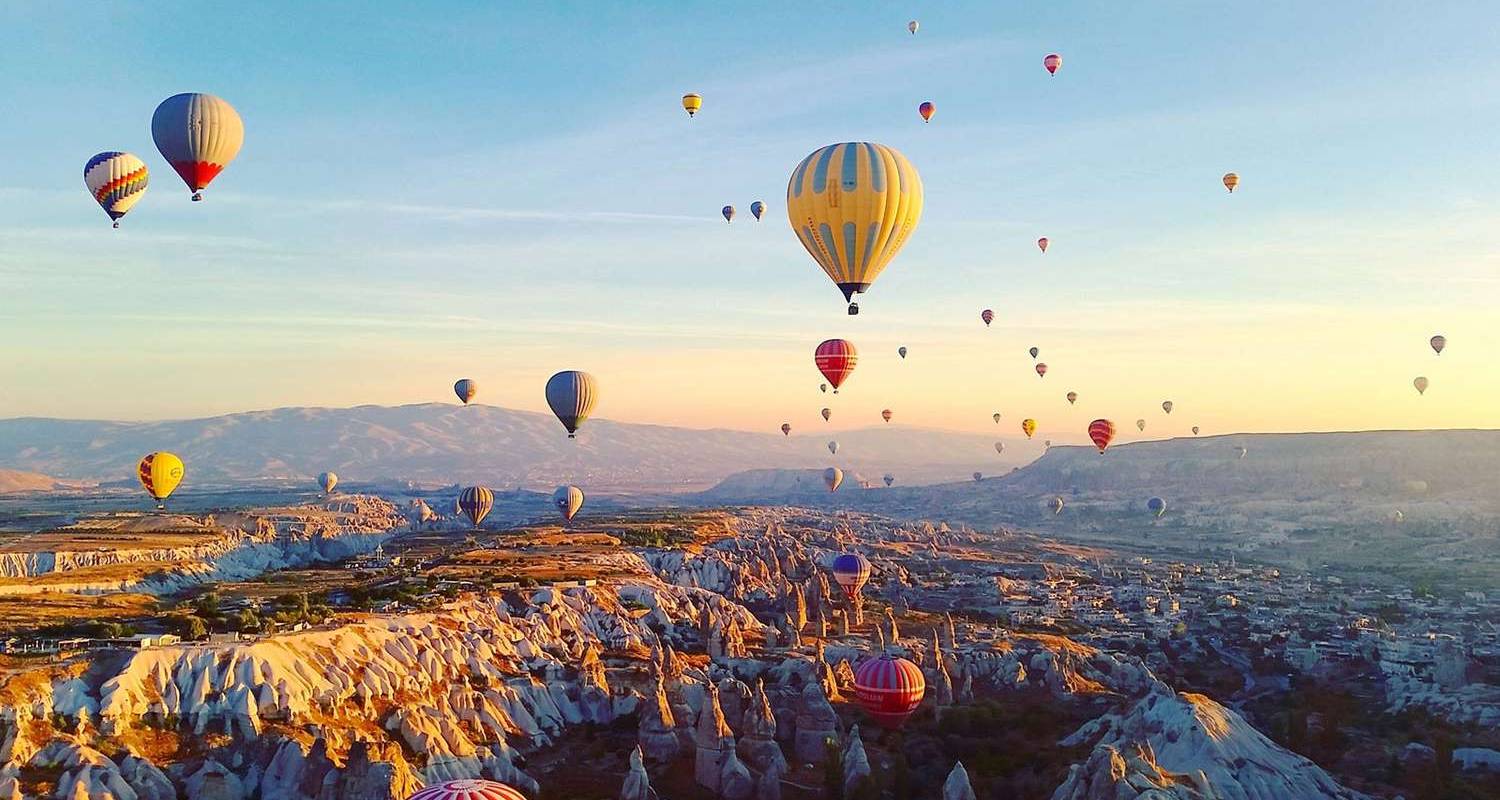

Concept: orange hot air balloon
[[1021, 418, 1037, 439], [822, 407, 832, 422], [1088, 419, 1116, 454], [881, 409, 893, 423], [918, 101, 935, 122], [1044, 53, 1062, 75], [1223, 172, 1239, 193], [981, 309, 994, 327], [1035, 363, 1048, 378], [1037, 237, 1049, 253], [1066, 391, 1077, 405], [815, 339, 858, 393]]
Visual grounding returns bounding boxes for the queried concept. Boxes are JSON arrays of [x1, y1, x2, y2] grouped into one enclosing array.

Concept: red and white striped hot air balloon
[[815, 339, 858, 393], [853, 654, 925, 728], [406, 779, 528, 800], [1088, 419, 1116, 454], [1044, 53, 1063, 75], [981, 309, 994, 327]]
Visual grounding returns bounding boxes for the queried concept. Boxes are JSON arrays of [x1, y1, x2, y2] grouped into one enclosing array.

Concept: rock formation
[[637, 675, 679, 762], [792, 681, 839, 763], [694, 684, 736, 793], [943, 761, 977, 800], [842, 725, 872, 796], [620, 745, 655, 800]]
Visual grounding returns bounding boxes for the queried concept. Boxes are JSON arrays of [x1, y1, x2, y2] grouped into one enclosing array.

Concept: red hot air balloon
[[1037, 237, 1049, 253], [815, 339, 858, 393], [1035, 363, 1048, 378], [1088, 419, 1116, 454], [981, 309, 994, 327], [406, 779, 528, 800], [918, 101, 935, 122], [854, 654, 925, 728], [1044, 53, 1063, 75]]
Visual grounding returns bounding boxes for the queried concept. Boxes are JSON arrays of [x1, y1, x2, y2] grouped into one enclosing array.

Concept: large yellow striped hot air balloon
[[138, 452, 184, 509], [787, 142, 923, 315]]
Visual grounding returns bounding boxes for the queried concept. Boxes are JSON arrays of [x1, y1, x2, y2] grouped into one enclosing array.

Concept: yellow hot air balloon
[[787, 142, 923, 315], [1021, 419, 1037, 439], [138, 452, 184, 509], [682, 93, 703, 117]]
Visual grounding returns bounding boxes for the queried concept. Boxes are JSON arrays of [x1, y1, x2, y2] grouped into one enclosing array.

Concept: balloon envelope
[[84, 152, 149, 225], [151, 93, 243, 199], [138, 452, 184, 506], [458, 486, 494, 527], [1192, 426, 1200, 435], [993, 413, 1002, 424], [546, 371, 598, 437], [1223, 172, 1239, 192], [1029, 346, 1039, 359], [828, 440, 839, 455], [317, 471, 337, 494], [981, 309, 994, 326], [722, 205, 735, 222], [1052, 496, 1065, 515], [1037, 237, 1048, 253], [1044, 53, 1063, 74], [918, 101, 934, 122], [1430, 335, 1446, 355], [831, 553, 871, 599], [1035, 363, 1048, 378], [781, 423, 791, 436], [682, 93, 702, 116], [898, 346, 907, 359], [553, 485, 584, 521], [1066, 392, 1077, 405], [1147, 496, 1167, 518], [994, 442, 1005, 454], [881, 409, 893, 423], [883, 473, 895, 486], [1137, 419, 1147, 432], [1021, 419, 1036, 439], [815, 339, 858, 392], [821, 407, 832, 422], [750, 201, 765, 220], [908, 20, 919, 34], [854, 655, 924, 728], [1413, 376, 1429, 395], [1088, 419, 1116, 454], [454, 379, 478, 405], [405, 779, 529, 800], [973, 472, 983, 482], [1162, 401, 1174, 414], [823, 467, 844, 492]]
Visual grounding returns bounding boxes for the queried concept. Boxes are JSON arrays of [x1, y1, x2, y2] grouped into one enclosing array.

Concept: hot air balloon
[[918, 102, 935, 123], [454, 379, 478, 405], [828, 440, 839, 455], [820, 383, 828, 393], [1066, 392, 1077, 405], [824, 467, 844, 492], [883, 474, 895, 487], [787, 142, 923, 315], [1136, 419, 1146, 432], [898, 346, 907, 359], [814, 339, 858, 392], [1147, 496, 1167, 518], [1035, 363, 1048, 378], [1088, 419, 1116, 454], [553, 485, 584, 521], [972, 472, 983, 482], [1044, 53, 1063, 75], [682, 93, 702, 117], [138, 452, 184, 509], [405, 779, 529, 800], [908, 20, 919, 34], [1430, 335, 1446, 355], [722, 205, 735, 223], [981, 309, 994, 327], [1391, 509, 1405, 524], [1192, 426, 1200, 435], [1051, 496, 1065, 515], [993, 412, 1002, 424], [151, 93, 243, 201], [317, 471, 338, 495], [458, 486, 494, 527], [1235, 446, 1248, 459], [994, 442, 1005, 454], [750, 201, 765, 221], [545, 370, 598, 438], [1029, 346, 1039, 359], [1413, 376, 1429, 395], [831, 553, 871, 601], [84, 152, 148, 227], [1021, 419, 1037, 439], [1037, 237, 1049, 253], [853, 654, 925, 728], [882, 409, 893, 423], [1044, 439, 1052, 448], [1222, 172, 1239, 193], [781, 423, 792, 436], [1162, 400, 1174, 414], [821, 407, 832, 422]]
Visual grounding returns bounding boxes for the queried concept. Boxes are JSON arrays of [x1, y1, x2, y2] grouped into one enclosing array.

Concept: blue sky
[[2, 2, 1498, 443]]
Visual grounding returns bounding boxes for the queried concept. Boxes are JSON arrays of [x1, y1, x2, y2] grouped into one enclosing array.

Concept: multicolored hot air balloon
[[454, 379, 478, 405], [1147, 496, 1167, 518], [1044, 53, 1063, 75], [84, 152, 148, 227], [853, 654, 925, 728], [787, 142, 923, 315], [898, 346, 907, 359], [1136, 419, 1146, 432], [1035, 363, 1048, 378], [151, 93, 243, 201], [831, 553, 871, 601], [881, 409, 893, 423], [981, 309, 994, 327], [824, 466, 844, 492], [405, 779, 528, 800], [553, 485, 584, 521], [1192, 426, 1200, 435], [993, 412, 1002, 424], [815, 339, 858, 392], [1413, 376, 1429, 395], [1066, 392, 1077, 405], [750, 201, 765, 220], [1021, 418, 1037, 439], [781, 423, 792, 436], [317, 471, 338, 495], [1222, 172, 1239, 193], [1037, 237, 1049, 253], [138, 452, 184, 509], [1051, 496, 1065, 515], [828, 440, 839, 455], [1161, 400, 1174, 414], [682, 93, 702, 117], [908, 20, 919, 34], [722, 205, 735, 223], [1029, 346, 1039, 359], [1430, 335, 1446, 355], [821, 407, 832, 422], [458, 486, 493, 527], [1088, 419, 1116, 454], [918, 101, 935, 123], [883, 473, 895, 487], [545, 371, 598, 438], [994, 442, 1005, 454]]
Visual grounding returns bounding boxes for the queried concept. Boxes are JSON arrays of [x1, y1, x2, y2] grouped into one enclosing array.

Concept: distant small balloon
[[458, 486, 494, 527], [1235, 446, 1248, 459], [993, 412, 1002, 424], [908, 20, 919, 35], [1223, 172, 1239, 193], [1029, 346, 1039, 359], [1162, 400, 1174, 414], [884, 473, 895, 487], [1147, 496, 1167, 518], [1430, 335, 1446, 355], [317, 471, 338, 495], [1088, 419, 1116, 454], [1037, 237, 1049, 253], [1192, 426, 1200, 435], [1136, 419, 1147, 432], [1051, 496, 1065, 515], [994, 441, 1005, 455], [454, 379, 478, 405], [722, 205, 735, 223], [1413, 376, 1429, 395], [973, 472, 983, 482], [820, 383, 828, 393], [918, 101, 935, 123], [822, 407, 832, 422], [828, 440, 839, 455], [1021, 418, 1037, 439], [898, 346, 908, 359], [882, 409, 893, 423], [781, 423, 791, 436], [682, 93, 703, 117], [824, 466, 844, 492], [750, 201, 765, 220], [553, 485, 585, 521], [1044, 53, 1063, 75], [981, 309, 994, 327], [1035, 363, 1048, 378], [1066, 391, 1077, 405]]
